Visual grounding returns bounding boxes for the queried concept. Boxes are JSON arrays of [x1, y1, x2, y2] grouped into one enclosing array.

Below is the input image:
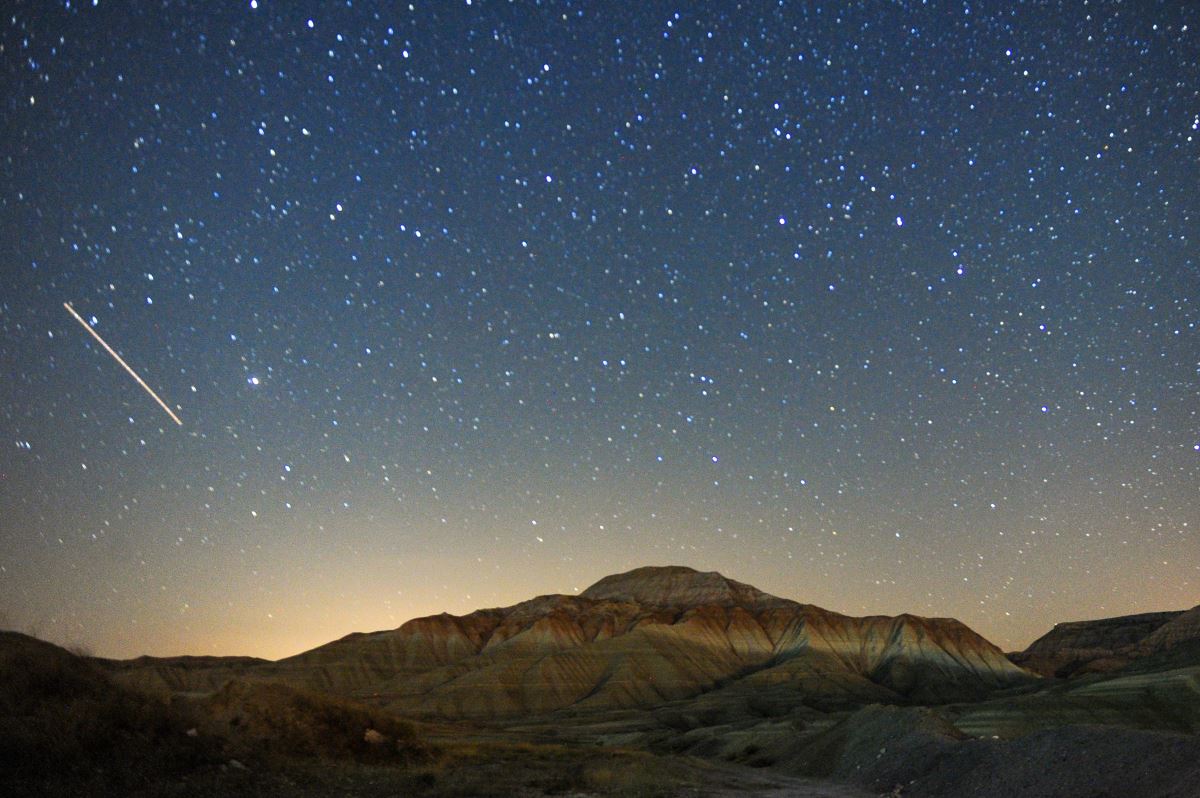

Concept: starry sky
[[1, 1, 1197, 660]]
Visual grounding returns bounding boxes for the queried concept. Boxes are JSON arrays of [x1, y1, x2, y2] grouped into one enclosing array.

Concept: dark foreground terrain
[[0, 630, 868, 797]]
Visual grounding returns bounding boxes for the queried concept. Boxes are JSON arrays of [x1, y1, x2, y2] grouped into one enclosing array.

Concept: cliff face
[[106, 566, 1033, 718], [1010, 610, 1193, 677], [1139, 606, 1200, 656]]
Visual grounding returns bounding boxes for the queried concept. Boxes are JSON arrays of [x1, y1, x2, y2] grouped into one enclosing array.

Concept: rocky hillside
[[107, 566, 1033, 718], [1139, 605, 1200, 656], [1011, 607, 1199, 677]]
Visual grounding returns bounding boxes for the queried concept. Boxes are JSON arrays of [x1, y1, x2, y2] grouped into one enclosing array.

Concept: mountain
[[1010, 607, 1200, 677], [107, 566, 1032, 718]]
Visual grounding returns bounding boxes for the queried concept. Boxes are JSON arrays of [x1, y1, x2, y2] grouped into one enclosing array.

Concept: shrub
[[200, 679, 430, 764]]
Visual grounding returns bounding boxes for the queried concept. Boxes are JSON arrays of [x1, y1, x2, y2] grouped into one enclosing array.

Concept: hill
[[1010, 605, 1200, 677], [107, 565, 1032, 718]]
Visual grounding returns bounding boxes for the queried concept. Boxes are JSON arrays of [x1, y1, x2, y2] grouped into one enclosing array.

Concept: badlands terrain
[[2, 565, 1198, 797]]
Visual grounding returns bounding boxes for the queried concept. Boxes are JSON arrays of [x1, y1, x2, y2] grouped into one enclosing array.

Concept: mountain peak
[[580, 565, 789, 609]]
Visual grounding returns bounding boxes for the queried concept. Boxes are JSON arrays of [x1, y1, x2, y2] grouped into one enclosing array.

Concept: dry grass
[[0, 631, 701, 796], [575, 750, 688, 795], [199, 678, 432, 764], [0, 631, 222, 795], [0, 632, 439, 795], [399, 738, 693, 797]]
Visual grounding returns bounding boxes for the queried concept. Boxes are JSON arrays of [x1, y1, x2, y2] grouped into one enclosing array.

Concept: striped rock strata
[[1010, 605, 1200, 678], [108, 565, 1032, 717]]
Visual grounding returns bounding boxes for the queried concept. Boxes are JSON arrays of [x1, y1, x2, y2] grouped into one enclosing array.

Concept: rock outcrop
[[1010, 608, 1199, 677], [1138, 605, 1200, 656], [106, 566, 1033, 718]]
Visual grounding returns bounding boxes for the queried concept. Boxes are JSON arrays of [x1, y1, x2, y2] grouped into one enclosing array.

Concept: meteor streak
[[63, 302, 183, 426]]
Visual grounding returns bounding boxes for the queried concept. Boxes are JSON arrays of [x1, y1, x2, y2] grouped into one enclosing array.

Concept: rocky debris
[[902, 724, 1200, 798], [771, 704, 1200, 798]]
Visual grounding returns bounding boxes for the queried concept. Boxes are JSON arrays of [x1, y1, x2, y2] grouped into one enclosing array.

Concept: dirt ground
[[663, 763, 874, 798]]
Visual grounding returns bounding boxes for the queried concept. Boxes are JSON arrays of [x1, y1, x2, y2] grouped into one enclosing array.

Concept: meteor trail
[[63, 302, 183, 426]]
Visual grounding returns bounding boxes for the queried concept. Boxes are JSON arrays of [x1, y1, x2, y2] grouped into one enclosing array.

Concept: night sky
[[2, 1, 1197, 660]]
